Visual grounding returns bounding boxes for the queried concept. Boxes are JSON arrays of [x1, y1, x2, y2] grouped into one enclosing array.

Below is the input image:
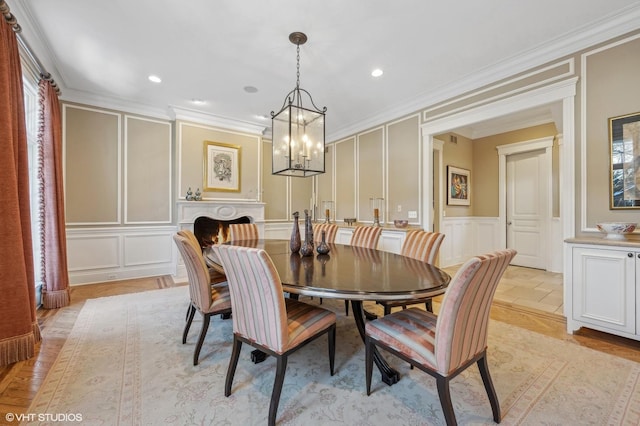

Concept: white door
[[506, 149, 546, 269]]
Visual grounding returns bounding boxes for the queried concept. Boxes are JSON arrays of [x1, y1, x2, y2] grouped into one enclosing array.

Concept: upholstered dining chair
[[177, 229, 226, 277], [365, 249, 517, 426], [350, 225, 382, 249], [229, 223, 259, 241], [312, 223, 338, 244], [377, 230, 445, 315], [343, 226, 383, 315], [214, 244, 337, 426], [173, 234, 232, 366], [177, 229, 227, 322]]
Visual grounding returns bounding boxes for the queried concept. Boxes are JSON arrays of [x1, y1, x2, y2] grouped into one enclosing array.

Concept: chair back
[[214, 245, 289, 353], [435, 249, 516, 375], [173, 234, 212, 311], [177, 229, 201, 251], [349, 226, 382, 249], [229, 223, 259, 241], [401, 230, 445, 264], [313, 223, 338, 244]]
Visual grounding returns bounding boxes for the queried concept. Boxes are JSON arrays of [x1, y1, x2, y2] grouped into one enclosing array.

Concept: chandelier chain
[[296, 43, 300, 90]]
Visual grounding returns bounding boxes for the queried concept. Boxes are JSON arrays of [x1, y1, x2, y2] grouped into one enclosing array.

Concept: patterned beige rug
[[25, 286, 640, 425]]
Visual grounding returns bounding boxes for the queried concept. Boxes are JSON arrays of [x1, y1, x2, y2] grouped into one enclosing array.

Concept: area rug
[[25, 286, 640, 425]]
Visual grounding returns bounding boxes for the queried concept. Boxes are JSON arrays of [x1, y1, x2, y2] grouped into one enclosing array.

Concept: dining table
[[205, 238, 451, 386]]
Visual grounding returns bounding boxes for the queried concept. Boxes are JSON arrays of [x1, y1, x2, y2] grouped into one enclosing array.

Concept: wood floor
[[1, 268, 639, 421]]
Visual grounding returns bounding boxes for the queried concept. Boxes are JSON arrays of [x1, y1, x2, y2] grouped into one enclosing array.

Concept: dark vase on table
[[300, 209, 314, 257], [316, 230, 330, 255], [290, 211, 301, 253]]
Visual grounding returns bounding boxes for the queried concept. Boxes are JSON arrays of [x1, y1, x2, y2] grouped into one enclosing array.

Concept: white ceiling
[[9, 0, 640, 141]]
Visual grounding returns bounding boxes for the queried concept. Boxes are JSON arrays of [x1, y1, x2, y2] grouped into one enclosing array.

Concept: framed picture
[[447, 166, 470, 206], [203, 141, 241, 192], [609, 111, 640, 209]]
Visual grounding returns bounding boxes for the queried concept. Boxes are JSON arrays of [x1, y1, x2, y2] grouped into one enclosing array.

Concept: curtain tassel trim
[[0, 331, 36, 366], [42, 288, 70, 309]]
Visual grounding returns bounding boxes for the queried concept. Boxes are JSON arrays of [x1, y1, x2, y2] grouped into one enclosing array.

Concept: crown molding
[[169, 106, 267, 136], [329, 3, 640, 142]]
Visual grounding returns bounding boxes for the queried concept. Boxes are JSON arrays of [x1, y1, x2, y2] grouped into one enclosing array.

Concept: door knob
[[507, 221, 512, 225]]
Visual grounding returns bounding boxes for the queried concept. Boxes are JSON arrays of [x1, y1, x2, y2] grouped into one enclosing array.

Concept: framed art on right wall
[[447, 165, 470, 206], [609, 111, 640, 209]]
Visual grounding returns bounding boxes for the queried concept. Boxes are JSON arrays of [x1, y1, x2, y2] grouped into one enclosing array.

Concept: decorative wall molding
[[580, 32, 640, 234], [66, 226, 176, 285]]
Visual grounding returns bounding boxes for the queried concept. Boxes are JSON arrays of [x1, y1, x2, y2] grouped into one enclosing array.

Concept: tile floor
[[442, 264, 564, 315]]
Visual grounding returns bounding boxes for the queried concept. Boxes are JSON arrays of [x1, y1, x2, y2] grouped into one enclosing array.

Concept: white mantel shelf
[[177, 200, 266, 224]]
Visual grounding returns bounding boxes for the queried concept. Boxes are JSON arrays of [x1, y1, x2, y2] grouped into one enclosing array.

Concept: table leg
[[350, 300, 400, 386]]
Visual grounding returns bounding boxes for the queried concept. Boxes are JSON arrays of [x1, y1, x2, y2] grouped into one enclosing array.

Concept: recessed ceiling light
[[191, 99, 206, 105], [256, 114, 269, 120], [371, 69, 383, 78], [148, 75, 162, 83], [244, 86, 258, 93]]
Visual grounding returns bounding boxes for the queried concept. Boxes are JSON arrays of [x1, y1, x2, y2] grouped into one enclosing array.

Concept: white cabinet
[[335, 227, 407, 254], [565, 239, 640, 341]]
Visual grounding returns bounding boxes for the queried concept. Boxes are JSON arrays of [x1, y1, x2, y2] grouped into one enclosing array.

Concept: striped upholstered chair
[[177, 229, 226, 278], [365, 249, 516, 426], [350, 225, 382, 249], [214, 244, 337, 426], [173, 234, 232, 365], [312, 223, 338, 244], [177, 229, 228, 322], [229, 223, 259, 241], [377, 230, 445, 315]]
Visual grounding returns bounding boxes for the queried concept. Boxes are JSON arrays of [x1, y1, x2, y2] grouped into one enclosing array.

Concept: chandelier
[[271, 32, 326, 177]]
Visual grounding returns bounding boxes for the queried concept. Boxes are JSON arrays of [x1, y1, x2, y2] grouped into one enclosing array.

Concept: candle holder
[[370, 197, 384, 227], [322, 200, 334, 223]]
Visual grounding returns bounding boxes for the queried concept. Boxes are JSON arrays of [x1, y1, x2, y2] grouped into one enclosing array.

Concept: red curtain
[[0, 5, 41, 365], [38, 79, 70, 308]]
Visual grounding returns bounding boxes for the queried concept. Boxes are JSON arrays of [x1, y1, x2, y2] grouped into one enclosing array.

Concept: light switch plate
[[408, 211, 417, 219]]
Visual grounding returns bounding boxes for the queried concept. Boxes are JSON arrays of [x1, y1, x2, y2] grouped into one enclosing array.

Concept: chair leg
[[344, 300, 349, 316], [425, 299, 433, 313], [225, 337, 242, 396], [365, 337, 373, 395], [436, 376, 457, 426], [193, 312, 211, 366], [183, 304, 196, 344], [477, 355, 501, 423], [384, 305, 391, 315], [268, 355, 288, 426], [328, 325, 336, 375], [185, 302, 191, 321]]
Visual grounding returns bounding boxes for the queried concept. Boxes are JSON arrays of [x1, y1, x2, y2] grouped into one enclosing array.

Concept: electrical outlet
[[397, 205, 402, 212], [107, 274, 117, 280], [408, 211, 418, 219]]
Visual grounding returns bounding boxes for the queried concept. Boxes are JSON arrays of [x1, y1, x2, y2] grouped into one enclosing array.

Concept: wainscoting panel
[[67, 234, 120, 271], [66, 226, 177, 285], [440, 217, 500, 267], [123, 233, 174, 266], [439, 216, 563, 272]]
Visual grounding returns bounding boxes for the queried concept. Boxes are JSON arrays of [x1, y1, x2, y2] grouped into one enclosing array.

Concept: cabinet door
[[379, 230, 405, 254], [572, 247, 635, 334], [336, 228, 353, 245]]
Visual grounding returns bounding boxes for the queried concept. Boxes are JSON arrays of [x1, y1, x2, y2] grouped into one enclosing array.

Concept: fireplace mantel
[[177, 200, 265, 226], [174, 200, 265, 281]]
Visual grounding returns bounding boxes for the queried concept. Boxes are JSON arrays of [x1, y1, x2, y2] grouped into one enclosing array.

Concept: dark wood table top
[[206, 239, 451, 302]]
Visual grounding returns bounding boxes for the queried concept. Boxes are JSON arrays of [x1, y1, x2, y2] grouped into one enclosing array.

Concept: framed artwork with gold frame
[[203, 141, 241, 192]]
